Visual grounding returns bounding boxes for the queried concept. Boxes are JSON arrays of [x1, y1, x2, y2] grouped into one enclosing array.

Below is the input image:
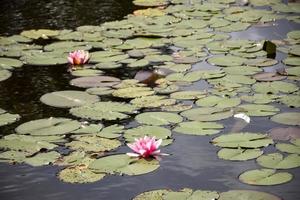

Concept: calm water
[[0, 1, 300, 200]]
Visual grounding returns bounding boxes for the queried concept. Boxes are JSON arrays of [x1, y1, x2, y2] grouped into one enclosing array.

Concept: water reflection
[[0, 0, 134, 35]]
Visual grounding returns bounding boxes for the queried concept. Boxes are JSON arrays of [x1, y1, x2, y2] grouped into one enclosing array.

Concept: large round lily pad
[[174, 121, 223, 136], [15, 117, 81, 136], [239, 168, 293, 186], [89, 154, 160, 175], [70, 101, 137, 121], [135, 112, 183, 126], [218, 148, 263, 161], [219, 190, 281, 200], [238, 104, 279, 116], [40, 90, 99, 108], [211, 133, 273, 148], [257, 153, 300, 169], [24, 151, 61, 166], [271, 112, 300, 125], [180, 107, 233, 122], [207, 55, 247, 66]]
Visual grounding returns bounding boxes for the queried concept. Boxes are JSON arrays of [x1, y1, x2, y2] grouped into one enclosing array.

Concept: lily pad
[[279, 95, 300, 108], [0, 70, 12, 81], [218, 148, 263, 161], [130, 95, 176, 108], [253, 72, 287, 81], [276, 139, 300, 154], [0, 57, 23, 69], [252, 81, 298, 94], [239, 168, 293, 186], [170, 91, 207, 100], [238, 104, 279, 116], [219, 190, 281, 200], [70, 102, 137, 121], [180, 107, 233, 122], [196, 96, 241, 108], [40, 90, 99, 108], [58, 166, 106, 184], [257, 153, 300, 169], [89, 154, 160, 175], [24, 151, 61, 166], [174, 121, 223, 136], [135, 112, 183, 126], [71, 69, 104, 77], [70, 76, 121, 88], [207, 55, 247, 67], [0, 109, 20, 127], [268, 127, 300, 141], [21, 29, 60, 39], [15, 118, 81, 136], [211, 133, 273, 148], [283, 57, 300, 66], [112, 87, 154, 98], [96, 124, 124, 139], [271, 112, 300, 125]]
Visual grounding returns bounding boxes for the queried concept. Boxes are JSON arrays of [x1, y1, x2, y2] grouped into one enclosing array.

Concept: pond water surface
[[0, 1, 300, 200]]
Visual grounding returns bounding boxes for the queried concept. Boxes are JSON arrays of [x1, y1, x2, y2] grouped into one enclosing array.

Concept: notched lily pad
[[174, 121, 223, 136], [257, 153, 300, 169], [218, 148, 263, 161], [135, 112, 183, 126]]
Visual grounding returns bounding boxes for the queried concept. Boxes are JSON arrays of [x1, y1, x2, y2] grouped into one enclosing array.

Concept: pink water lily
[[68, 50, 90, 65], [127, 136, 167, 159]]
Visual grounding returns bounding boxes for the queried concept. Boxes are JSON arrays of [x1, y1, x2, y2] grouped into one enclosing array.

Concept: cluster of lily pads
[[0, 0, 300, 199]]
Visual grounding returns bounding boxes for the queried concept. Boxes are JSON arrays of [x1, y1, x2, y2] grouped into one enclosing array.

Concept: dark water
[[0, 1, 300, 200]]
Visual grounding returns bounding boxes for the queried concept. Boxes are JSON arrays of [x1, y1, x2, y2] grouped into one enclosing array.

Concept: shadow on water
[[0, 1, 300, 200]]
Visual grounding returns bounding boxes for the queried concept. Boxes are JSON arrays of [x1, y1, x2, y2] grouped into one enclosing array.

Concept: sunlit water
[[0, 1, 300, 200]]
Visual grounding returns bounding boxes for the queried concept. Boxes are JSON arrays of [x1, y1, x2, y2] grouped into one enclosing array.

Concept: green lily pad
[[240, 94, 279, 104], [4, 133, 66, 143], [40, 90, 99, 108], [124, 125, 171, 143], [96, 124, 124, 139], [238, 104, 279, 116], [252, 81, 298, 94], [71, 69, 104, 77], [219, 190, 281, 200], [218, 148, 263, 161], [283, 56, 300, 66], [86, 87, 114, 96], [196, 96, 241, 108], [130, 95, 176, 108], [24, 151, 61, 166], [58, 166, 106, 184], [135, 112, 183, 126], [239, 168, 293, 186], [0, 150, 28, 163], [89, 154, 160, 175], [207, 55, 247, 66], [44, 41, 91, 52], [170, 91, 207, 100], [223, 66, 262, 75], [55, 151, 95, 167], [166, 70, 225, 83], [21, 29, 60, 39], [0, 69, 12, 81], [70, 101, 137, 121], [174, 121, 223, 136], [70, 76, 121, 88], [71, 123, 102, 135], [15, 117, 81, 136], [161, 103, 193, 112], [20, 52, 67, 66], [276, 139, 300, 154], [0, 109, 20, 127], [271, 112, 300, 125], [279, 95, 300, 108], [0, 57, 23, 69], [132, 189, 168, 200], [133, 0, 169, 7], [112, 87, 154, 98], [187, 190, 220, 200], [66, 135, 121, 152], [246, 58, 278, 67], [211, 133, 273, 148], [180, 107, 233, 122], [257, 153, 300, 169]]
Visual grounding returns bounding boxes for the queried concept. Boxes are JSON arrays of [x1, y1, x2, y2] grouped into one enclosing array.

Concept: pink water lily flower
[[127, 136, 167, 159], [68, 50, 90, 65]]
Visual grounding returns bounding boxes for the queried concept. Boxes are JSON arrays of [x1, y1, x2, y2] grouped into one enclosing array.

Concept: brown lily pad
[[268, 127, 300, 141], [253, 72, 287, 81]]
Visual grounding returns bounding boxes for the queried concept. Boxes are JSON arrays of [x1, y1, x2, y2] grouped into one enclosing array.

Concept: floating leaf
[[58, 166, 105, 184], [135, 112, 183, 126], [0, 57, 23, 69], [239, 168, 292, 186], [66, 135, 121, 152], [253, 72, 286, 81], [96, 124, 124, 139], [170, 91, 207, 100], [271, 112, 300, 125], [16, 118, 81, 136], [112, 86, 154, 98], [180, 107, 233, 122], [207, 55, 247, 66], [130, 95, 176, 108], [252, 81, 298, 94], [0, 150, 28, 163], [240, 94, 279, 104], [24, 151, 61, 166], [238, 104, 279, 116], [219, 190, 281, 200], [161, 103, 193, 112], [70, 76, 120, 88], [276, 139, 300, 154], [20, 52, 67, 66], [70, 102, 137, 121], [71, 69, 104, 77], [283, 57, 300, 66], [0, 109, 20, 127], [268, 127, 300, 141], [86, 87, 114, 96], [257, 153, 300, 169], [196, 96, 241, 108], [21, 29, 60, 39], [174, 121, 223, 136], [218, 148, 263, 161], [40, 90, 99, 108], [0, 69, 11, 81], [89, 154, 160, 175], [211, 133, 273, 148], [279, 95, 300, 108]]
